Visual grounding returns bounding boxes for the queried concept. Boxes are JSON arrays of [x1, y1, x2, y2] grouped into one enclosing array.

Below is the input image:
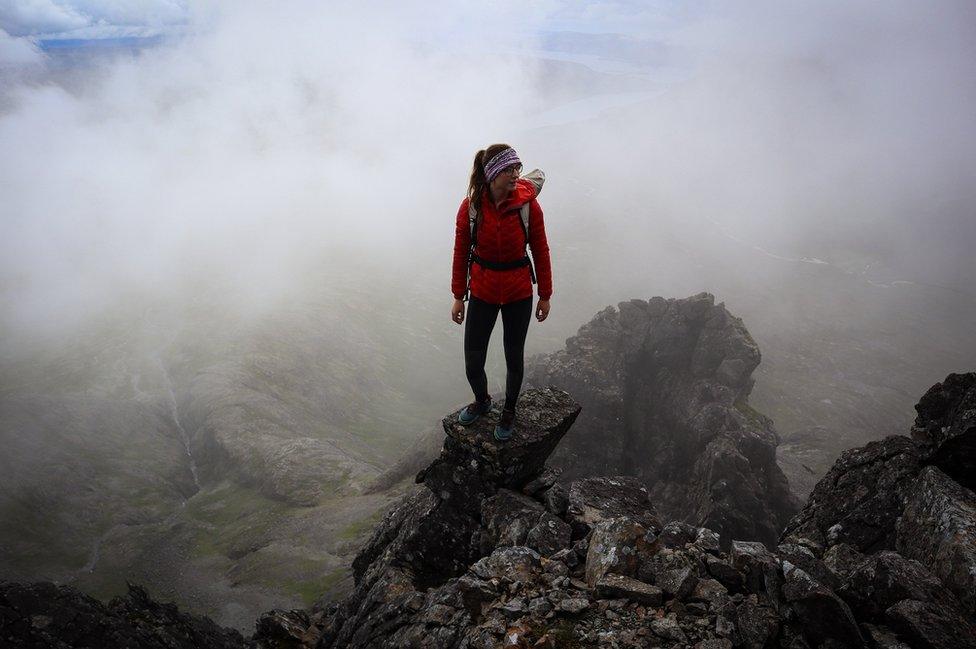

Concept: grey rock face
[[781, 435, 923, 552], [911, 372, 976, 490], [896, 465, 976, 615], [528, 293, 798, 546]]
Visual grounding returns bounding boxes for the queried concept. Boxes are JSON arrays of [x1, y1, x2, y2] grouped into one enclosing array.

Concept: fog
[[2, 1, 974, 351], [3, 0, 976, 627]]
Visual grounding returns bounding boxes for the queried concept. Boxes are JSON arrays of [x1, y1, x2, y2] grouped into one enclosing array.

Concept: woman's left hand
[[536, 299, 550, 322]]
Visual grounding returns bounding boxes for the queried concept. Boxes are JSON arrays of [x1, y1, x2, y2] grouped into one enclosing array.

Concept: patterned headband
[[483, 148, 521, 183]]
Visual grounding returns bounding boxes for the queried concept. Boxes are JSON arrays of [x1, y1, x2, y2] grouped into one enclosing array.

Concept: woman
[[451, 144, 552, 441]]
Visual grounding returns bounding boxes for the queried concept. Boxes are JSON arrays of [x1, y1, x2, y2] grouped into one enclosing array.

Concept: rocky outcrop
[[910, 372, 976, 490], [7, 375, 976, 649], [783, 372, 976, 616], [527, 293, 798, 546], [314, 378, 976, 648], [0, 581, 244, 648]]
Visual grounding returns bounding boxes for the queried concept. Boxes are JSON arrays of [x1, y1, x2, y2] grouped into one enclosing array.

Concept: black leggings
[[464, 295, 533, 410]]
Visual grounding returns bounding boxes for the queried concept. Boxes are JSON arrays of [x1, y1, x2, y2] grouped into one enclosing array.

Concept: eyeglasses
[[501, 164, 522, 176]]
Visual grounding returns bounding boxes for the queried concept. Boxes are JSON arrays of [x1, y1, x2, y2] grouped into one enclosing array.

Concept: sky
[[1, 0, 974, 346]]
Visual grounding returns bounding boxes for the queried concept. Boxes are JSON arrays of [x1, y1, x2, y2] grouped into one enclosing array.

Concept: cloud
[[0, 0, 549, 336], [0, 0, 187, 40], [0, 0, 88, 36], [0, 27, 44, 65], [1, 0, 974, 344]]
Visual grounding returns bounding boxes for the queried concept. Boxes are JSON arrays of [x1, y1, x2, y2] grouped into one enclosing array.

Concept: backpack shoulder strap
[[468, 200, 479, 245], [519, 203, 530, 242]]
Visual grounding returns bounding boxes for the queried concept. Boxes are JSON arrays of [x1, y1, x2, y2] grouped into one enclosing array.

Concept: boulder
[[564, 476, 661, 539], [895, 465, 976, 614], [481, 489, 545, 548], [821, 543, 865, 582], [525, 512, 572, 557], [470, 546, 542, 585], [584, 517, 647, 587], [781, 563, 864, 648]]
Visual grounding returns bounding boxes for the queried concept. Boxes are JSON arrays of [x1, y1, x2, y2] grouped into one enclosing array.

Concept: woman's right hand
[[452, 299, 465, 325]]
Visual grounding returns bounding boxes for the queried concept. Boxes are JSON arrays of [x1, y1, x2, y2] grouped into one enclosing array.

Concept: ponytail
[[467, 143, 512, 220]]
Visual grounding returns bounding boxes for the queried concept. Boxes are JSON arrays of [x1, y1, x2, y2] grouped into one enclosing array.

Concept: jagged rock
[[690, 578, 729, 606], [695, 527, 722, 554], [730, 541, 778, 596], [565, 476, 661, 539], [656, 566, 698, 601], [528, 293, 799, 545], [734, 595, 779, 649], [471, 546, 541, 585], [584, 517, 647, 587], [781, 562, 864, 648], [776, 541, 835, 590], [781, 435, 923, 552], [550, 548, 578, 568], [418, 388, 581, 509], [594, 573, 663, 605], [885, 599, 976, 649], [0, 581, 244, 649], [895, 465, 976, 615], [705, 554, 745, 592], [658, 520, 699, 548], [522, 466, 562, 496], [911, 372, 976, 490], [837, 551, 962, 622], [251, 608, 313, 648], [481, 489, 546, 548], [541, 482, 568, 516], [316, 375, 976, 648], [821, 543, 865, 582], [525, 512, 572, 556]]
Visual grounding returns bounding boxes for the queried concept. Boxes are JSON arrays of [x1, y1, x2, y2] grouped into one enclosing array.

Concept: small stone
[[557, 598, 590, 614], [657, 566, 698, 600], [695, 527, 722, 554], [650, 616, 688, 643]]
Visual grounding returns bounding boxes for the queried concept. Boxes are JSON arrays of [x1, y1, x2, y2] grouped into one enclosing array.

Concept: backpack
[[463, 170, 545, 302]]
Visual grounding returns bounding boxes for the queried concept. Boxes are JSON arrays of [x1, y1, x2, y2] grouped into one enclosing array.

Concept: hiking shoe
[[459, 396, 492, 426], [494, 408, 516, 441]]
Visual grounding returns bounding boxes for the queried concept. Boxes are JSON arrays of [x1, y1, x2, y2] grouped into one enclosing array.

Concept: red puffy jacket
[[452, 178, 552, 304]]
